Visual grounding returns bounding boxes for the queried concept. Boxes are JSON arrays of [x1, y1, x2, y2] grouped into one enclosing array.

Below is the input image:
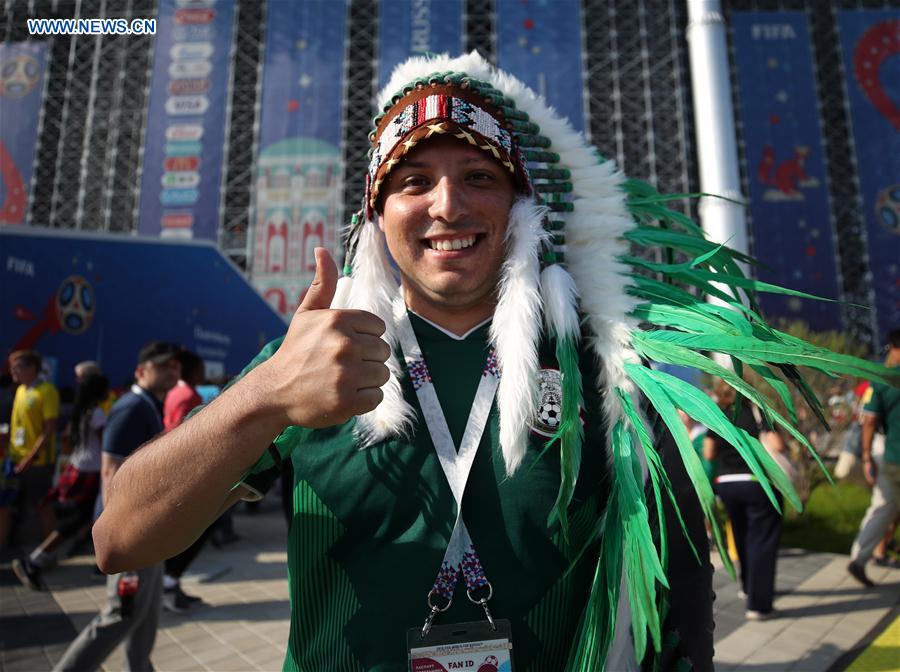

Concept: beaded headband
[[365, 84, 527, 215]]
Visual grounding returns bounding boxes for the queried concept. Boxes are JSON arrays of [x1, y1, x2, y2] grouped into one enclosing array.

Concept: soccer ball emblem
[[533, 368, 563, 437], [874, 184, 900, 235], [55, 275, 95, 335], [0, 54, 41, 98]]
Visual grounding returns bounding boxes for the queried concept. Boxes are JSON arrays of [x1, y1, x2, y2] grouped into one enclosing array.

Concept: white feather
[[346, 221, 417, 446], [489, 198, 549, 475], [330, 275, 353, 309], [540, 263, 580, 342]]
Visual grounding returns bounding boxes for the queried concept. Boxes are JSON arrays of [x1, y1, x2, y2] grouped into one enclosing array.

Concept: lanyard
[[393, 294, 500, 635]]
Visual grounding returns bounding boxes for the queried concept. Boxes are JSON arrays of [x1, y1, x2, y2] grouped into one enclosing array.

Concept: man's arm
[[93, 249, 391, 573], [93, 369, 285, 572], [860, 413, 879, 487], [100, 452, 124, 507], [14, 418, 57, 473]]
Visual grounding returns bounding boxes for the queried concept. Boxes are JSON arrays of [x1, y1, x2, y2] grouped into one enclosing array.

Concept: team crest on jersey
[[531, 367, 586, 438], [531, 368, 563, 437]]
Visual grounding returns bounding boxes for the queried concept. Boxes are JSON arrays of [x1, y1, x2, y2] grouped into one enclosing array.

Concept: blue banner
[[377, 0, 464, 89], [0, 227, 285, 391], [251, 0, 347, 319], [495, 0, 585, 133], [839, 11, 900, 345], [138, 0, 236, 241], [0, 42, 48, 225], [731, 12, 843, 332]]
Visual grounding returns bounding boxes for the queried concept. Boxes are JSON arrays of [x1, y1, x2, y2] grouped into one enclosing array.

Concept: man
[[161, 350, 207, 612], [1, 350, 59, 548], [848, 328, 900, 586], [92, 54, 885, 671], [54, 342, 180, 672]]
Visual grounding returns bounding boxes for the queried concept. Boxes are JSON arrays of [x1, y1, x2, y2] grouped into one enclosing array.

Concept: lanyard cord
[[393, 294, 500, 636]]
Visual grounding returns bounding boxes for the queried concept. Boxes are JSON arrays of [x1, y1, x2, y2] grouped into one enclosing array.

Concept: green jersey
[[863, 376, 900, 464], [237, 313, 610, 671]]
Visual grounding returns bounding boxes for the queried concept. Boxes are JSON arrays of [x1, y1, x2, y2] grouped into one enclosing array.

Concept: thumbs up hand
[[296, 246, 339, 312], [262, 248, 391, 429]]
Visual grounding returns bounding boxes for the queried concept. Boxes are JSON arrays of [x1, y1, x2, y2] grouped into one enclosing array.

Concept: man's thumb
[[297, 247, 338, 312]]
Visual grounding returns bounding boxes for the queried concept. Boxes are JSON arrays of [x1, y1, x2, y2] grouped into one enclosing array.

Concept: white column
[[686, 0, 749, 273]]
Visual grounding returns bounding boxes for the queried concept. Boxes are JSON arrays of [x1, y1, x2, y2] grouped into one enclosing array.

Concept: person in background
[[75, 360, 118, 415], [53, 342, 180, 672], [161, 350, 208, 613], [705, 378, 787, 621], [163, 350, 204, 429], [848, 328, 900, 586], [12, 374, 110, 589], [0, 371, 17, 546], [1, 350, 59, 548]]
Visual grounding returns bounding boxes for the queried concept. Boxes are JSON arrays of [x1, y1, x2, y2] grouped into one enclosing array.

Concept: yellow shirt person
[[10, 378, 60, 468]]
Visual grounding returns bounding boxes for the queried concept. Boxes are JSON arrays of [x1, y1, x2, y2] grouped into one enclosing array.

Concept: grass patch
[[782, 480, 899, 554]]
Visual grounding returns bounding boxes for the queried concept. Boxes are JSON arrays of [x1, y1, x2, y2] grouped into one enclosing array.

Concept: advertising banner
[[251, 0, 347, 319], [377, 0, 464, 89], [0, 226, 285, 390], [732, 12, 843, 332], [838, 11, 900, 344], [495, 0, 585, 133], [138, 0, 236, 241], [0, 41, 49, 225]]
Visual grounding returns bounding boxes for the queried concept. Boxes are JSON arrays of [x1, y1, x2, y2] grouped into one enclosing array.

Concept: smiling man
[[90, 53, 887, 672]]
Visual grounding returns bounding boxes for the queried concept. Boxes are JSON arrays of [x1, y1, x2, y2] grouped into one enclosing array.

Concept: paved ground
[[1, 494, 897, 671]]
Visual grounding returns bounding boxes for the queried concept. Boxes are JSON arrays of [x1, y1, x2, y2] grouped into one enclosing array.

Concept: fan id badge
[[407, 619, 515, 672]]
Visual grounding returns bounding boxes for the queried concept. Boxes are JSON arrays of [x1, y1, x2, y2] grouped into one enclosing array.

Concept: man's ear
[[377, 212, 386, 233]]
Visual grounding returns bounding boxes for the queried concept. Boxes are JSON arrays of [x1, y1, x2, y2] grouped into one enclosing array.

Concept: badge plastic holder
[[407, 618, 515, 672]]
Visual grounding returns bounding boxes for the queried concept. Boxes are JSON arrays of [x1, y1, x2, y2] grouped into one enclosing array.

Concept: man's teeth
[[430, 235, 477, 251]]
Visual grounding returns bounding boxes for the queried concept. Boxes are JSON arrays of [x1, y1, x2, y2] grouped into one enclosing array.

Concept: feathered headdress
[[332, 52, 898, 670]]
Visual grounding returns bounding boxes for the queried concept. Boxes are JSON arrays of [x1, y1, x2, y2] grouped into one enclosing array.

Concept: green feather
[[623, 256, 837, 305], [627, 277, 757, 336], [547, 332, 585, 542], [627, 364, 797, 512], [609, 420, 666, 659], [567, 509, 621, 671], [621, 364, 735, 580], [625, 225, 757, 266], [745, 360, 798, 425], [616, 388, 698, 567], [778, 363, 831, 428], [642, 332, 899, 385], [631, 333, 831, 495], [631, 303, 743, 337]]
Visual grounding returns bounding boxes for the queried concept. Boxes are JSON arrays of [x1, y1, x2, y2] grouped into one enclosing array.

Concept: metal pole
[[686, 0, 749, 272]]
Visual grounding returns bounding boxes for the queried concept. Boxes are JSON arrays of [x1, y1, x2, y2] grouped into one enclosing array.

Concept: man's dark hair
[[137, 341, 181, 365], [177, 350, 204, 383]]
